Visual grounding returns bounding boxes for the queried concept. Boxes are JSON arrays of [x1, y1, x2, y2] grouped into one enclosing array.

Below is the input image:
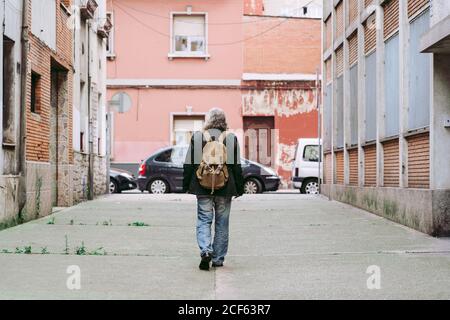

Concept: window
[[170, 13, 208, 58], [365, 51, 377, 142], [31, 72, 41, 114], [173, 115, 204, 146], [303, 145, 319, 162], [384, 33, 400, 137], [335, 76, 344, 148], [106, 12, 115, 58], [155, 150, 172, 163], [350, 64, 358, 145], [408, 9, 431, 131]]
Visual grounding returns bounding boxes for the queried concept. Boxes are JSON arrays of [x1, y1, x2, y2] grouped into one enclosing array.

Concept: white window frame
[[106, 11, 115, 59], [168, 11, 210, 60]]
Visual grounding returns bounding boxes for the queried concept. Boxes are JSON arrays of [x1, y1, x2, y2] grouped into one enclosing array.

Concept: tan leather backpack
[[196, 131, 229, 194]]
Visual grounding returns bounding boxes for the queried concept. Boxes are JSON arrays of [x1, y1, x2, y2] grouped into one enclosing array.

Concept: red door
[[243, 116, 275, 167]]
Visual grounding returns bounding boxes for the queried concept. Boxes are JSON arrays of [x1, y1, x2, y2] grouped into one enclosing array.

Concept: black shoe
[[212, 261, 224, 268], [199, 254, 212, 271]]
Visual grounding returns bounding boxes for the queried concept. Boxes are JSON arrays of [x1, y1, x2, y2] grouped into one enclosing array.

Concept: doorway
[[243, 116, 275, 167], [50, 59, 69, 206]]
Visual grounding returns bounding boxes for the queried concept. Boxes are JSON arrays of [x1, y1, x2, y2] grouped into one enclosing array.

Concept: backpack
[[196, 130, 229, 194]]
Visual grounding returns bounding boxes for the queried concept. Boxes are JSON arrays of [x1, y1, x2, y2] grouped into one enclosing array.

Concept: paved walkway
[[0, 193, 449, 299]]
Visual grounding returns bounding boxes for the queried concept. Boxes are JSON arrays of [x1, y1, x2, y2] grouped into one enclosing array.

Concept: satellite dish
[[109, 92, 132, 113]]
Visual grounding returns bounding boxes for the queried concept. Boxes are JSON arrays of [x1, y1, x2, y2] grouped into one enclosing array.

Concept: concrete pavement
[[0, 192, 449, 299]]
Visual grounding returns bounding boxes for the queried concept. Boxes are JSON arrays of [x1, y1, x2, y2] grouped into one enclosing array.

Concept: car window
[[155, 150, 172, 163], [303, 145, 319, 162]]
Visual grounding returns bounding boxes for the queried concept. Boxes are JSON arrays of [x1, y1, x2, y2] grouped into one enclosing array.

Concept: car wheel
[[301, 179, 319, 195], [244, 178, 262, 194], [110, 179, 120, 194], [148, 179, 169, 194]]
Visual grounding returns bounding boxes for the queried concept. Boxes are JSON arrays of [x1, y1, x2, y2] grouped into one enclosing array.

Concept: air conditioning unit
[[80, 0, 98, 20]]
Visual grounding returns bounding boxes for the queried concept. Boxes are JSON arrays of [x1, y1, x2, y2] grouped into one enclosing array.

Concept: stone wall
[[73, 152, 107, 204], [0, 175, 20, 229], [25, 162, 52, 221], [73, 152, 89, 204], [94, 155, 107, 196]]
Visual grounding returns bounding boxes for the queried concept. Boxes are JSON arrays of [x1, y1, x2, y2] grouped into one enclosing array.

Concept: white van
[[291, 138, 322, 194]]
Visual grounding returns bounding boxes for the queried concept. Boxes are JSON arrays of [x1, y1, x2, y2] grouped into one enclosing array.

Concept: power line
[[112, 0, 318, 26], [113, 2, 290, 46]]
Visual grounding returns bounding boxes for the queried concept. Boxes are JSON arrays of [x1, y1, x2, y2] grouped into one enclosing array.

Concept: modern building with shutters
[[321, 0, 450, 236]]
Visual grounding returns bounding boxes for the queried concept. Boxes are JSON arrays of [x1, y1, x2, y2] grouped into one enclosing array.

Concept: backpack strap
[[218, 131, 228, 144], [203, 130, 212, 143]]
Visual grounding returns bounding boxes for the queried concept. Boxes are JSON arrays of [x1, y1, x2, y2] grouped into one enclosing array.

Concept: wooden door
[[243, 116, 274, 167]]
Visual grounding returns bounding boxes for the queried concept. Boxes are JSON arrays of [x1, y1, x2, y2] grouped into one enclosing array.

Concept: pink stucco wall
[[107, 0, 244, 163], [109, 88, 242, 163], [108, 0, 243, 80]]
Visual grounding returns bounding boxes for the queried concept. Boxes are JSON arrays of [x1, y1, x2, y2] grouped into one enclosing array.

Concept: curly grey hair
[[203, 108, 228, 132]]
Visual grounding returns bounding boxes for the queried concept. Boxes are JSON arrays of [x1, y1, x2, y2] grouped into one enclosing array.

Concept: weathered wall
[[242, 81, 318, 186], [321, 184, 450, 237], [73, 152, 89, 204], [0, 176, 20, 229], [25, 162, 52, 220]]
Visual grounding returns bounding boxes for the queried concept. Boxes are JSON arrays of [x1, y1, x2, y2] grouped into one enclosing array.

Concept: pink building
[[107, 0, 243, 173]]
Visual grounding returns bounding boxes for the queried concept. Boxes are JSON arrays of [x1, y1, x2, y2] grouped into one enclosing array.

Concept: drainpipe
[[18, 0, 29, 219], [87, 20, 94, 200]]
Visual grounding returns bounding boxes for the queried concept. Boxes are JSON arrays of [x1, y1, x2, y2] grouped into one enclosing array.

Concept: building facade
[[107, 0, 244, 175], [321, 0, 450, 236], [243, 1, 322, 185], [108, 0, 322, 187], [0, 0, 23, 228], [0, 0, 110, 229]]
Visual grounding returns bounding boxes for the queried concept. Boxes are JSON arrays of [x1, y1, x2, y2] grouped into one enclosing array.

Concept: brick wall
[[364, 144, 377, 187], [325, 17, 332, 52], [335, 150, 344, 185], [407, 132, 430, 188], [348, 0, 358, 25], [383, 139, 399, 187], [384, 0, 399, 40], [349, 32, 358, 66], [335, 1, 344, 39], [244, 16, 321, 74], [408, 0, 429, 19], [26, 0, 74, 164], [364, 14, 377, 54], [348, 148, 358, 186]]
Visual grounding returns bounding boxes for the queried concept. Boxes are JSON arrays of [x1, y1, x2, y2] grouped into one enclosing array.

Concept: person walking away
[[183, 108, 244, 271]]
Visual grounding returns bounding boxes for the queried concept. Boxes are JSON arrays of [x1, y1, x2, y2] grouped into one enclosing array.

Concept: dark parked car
[[110, 168, 137, 193], [137, 146, 280, 194]]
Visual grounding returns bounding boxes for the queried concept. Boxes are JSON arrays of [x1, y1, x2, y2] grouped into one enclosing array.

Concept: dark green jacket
[[183, 130, 245, 197]]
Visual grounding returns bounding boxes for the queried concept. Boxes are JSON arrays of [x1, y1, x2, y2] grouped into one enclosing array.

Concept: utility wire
[[113, 2, 290, 46], [112, 0, 318, 25]]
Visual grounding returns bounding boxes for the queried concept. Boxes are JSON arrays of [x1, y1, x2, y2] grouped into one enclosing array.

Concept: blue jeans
[[196, 195, 232, 264]]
